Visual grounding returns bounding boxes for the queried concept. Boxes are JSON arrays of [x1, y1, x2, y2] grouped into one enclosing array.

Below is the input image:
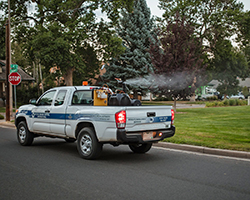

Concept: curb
[[154, 142, 250, 160], [0, 121, 16, 129]]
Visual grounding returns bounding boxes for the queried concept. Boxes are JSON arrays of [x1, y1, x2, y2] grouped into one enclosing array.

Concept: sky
[[146, 0, 250, 18]]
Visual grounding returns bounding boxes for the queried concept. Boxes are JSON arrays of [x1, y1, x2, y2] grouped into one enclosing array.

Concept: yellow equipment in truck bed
[[93, 89, 108, 106]]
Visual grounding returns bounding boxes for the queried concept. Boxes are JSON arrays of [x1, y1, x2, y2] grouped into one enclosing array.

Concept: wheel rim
[[80, 134, 92, 156], [19, 126, 26, 143]]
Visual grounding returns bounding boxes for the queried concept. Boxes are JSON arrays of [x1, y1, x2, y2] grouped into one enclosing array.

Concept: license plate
[[143, 131, 154, 141]]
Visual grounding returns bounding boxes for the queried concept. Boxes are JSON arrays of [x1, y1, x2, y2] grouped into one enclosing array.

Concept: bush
[[0, 114, 4, 120], [229, 99, 236, 106], [206, 96, 218, 101], [213, 101, 219, 106], [235, 99, 240, 106], [153, 96, 172, 101], [205, 99, 247, 107], [206, 102, 215, 107], [223, 99, 229, 106], [218, 102, 224, 107]]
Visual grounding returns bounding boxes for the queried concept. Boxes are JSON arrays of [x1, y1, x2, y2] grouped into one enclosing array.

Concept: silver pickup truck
[[15, 86, 175, 159]]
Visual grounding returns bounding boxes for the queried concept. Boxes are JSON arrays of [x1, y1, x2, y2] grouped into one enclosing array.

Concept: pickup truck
[[15, 86, 175, 159]]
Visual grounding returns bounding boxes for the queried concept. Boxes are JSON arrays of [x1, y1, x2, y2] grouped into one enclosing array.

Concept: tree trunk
[[190, 76, 197, 102], [173, 96, 177, 112], [63, 67, 74, 86], [133, 90, 138, 99]]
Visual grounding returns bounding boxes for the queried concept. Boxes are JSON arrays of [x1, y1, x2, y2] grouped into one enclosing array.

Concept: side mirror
[[29, 99, 37, 105]]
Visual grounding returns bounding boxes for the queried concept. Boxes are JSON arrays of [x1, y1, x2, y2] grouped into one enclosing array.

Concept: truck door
[[31, 90, 56, 133], [49, 89, 68, 135]]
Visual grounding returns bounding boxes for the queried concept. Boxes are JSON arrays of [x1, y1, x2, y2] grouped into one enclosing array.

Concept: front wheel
[[77, 127, 103, 160], [129, 143, 152, 154], [17, 121, 34, 146]]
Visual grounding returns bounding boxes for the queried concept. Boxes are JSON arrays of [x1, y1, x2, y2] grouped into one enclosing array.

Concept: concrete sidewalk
[[1, 120, 249, 160]]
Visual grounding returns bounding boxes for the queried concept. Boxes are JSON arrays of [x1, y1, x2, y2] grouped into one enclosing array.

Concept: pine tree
[[102, 0, 154, 98]]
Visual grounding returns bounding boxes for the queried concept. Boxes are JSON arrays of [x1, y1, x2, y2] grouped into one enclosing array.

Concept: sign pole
[[14, 85, 17, 111], [8, 71, 21, 112]]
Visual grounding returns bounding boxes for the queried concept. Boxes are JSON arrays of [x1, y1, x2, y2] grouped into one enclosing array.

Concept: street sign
[[10, 64, 18, 73], [8, 72, 21, 85]]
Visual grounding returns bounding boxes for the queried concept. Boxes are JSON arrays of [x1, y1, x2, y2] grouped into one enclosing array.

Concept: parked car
[[221, 92, 245, 100], [230, 92, 245, 100]]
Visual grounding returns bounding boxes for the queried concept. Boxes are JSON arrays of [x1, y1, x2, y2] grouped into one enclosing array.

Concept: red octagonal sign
[[8, 72, 22, 85]]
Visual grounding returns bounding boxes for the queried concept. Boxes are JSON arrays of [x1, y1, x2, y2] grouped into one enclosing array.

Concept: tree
[[210, 39, 249, 96], [102, 0, 154, 98], [158, 0, 249, 96], [149, 13, 206, 110], [0, 17, 6, 60], [237, 11, 250, 74], [0, 0, 133, 86], [159, 0, 244, 53]]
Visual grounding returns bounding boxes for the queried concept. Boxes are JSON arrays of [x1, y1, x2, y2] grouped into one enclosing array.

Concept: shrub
[[206, 102, 215, 107], [229, 99, 236, 106], [205, 99, 247, 107], [235, 99, 240, 106], [154, 96, 172, 101], [213, 101, 219, 106], [206, 96, 218, 101], [0, 114, 4, 120], [223, 99, 229, 106], [218, 102, 224, 107]]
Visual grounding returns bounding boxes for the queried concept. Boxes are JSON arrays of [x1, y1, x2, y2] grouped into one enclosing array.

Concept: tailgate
[[125, 106, 173, 132]]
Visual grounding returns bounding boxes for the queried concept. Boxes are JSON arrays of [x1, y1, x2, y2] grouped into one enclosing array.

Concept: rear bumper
[[117, 126, 175, 144]]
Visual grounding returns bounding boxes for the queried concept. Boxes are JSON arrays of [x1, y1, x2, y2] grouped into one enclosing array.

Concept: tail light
[[115, 110, 126, 129], [171, 109, 175, 125]]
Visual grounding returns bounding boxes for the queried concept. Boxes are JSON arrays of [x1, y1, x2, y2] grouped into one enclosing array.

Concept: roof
[[239, 78, 250, 88], [208, 78, 250, 88], [0, 60, 35, 81]]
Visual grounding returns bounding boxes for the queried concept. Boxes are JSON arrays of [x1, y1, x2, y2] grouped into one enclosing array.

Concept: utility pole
[[5, 0, 11, 121]]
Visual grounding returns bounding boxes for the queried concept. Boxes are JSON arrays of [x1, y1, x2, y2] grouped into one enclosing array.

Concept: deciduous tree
[[0, 0, 133, 86], [149, 13, 206, 110]]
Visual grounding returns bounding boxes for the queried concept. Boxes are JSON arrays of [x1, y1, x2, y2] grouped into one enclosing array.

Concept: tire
[[17, 121, 34, 146], [129, 143, 152, 154], [77, 127, 103, 160]]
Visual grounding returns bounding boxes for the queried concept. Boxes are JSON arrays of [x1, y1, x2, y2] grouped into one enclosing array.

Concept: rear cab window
[[72, 90, 93, 105]]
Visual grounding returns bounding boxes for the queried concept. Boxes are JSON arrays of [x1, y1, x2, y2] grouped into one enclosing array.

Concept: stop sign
[[8, 72, 22, 85]]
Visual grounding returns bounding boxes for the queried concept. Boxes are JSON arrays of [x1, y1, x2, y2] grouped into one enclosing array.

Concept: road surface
[[1, 127, 250, 200]]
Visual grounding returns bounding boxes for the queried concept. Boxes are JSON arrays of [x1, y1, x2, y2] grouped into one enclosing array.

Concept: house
[[208, 79, 250, 92], [0, 60, 35, 105]]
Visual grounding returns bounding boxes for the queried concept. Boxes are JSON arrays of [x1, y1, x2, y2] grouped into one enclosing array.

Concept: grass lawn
[[164, 106, 250, 152], [0, 107, 5, 112]]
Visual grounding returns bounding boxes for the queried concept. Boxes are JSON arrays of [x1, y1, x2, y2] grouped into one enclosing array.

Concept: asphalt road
[[1, 127, 250, 200]]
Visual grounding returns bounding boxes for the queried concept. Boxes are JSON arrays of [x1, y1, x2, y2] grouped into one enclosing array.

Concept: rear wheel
[[77, 127, 103, 160], [17, 121, 34, 146], [129, 143, 152, 154]]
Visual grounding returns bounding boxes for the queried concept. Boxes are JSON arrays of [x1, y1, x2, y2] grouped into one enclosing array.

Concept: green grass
[[164, 106, 250, 151], [0, 107, 16, 113]]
